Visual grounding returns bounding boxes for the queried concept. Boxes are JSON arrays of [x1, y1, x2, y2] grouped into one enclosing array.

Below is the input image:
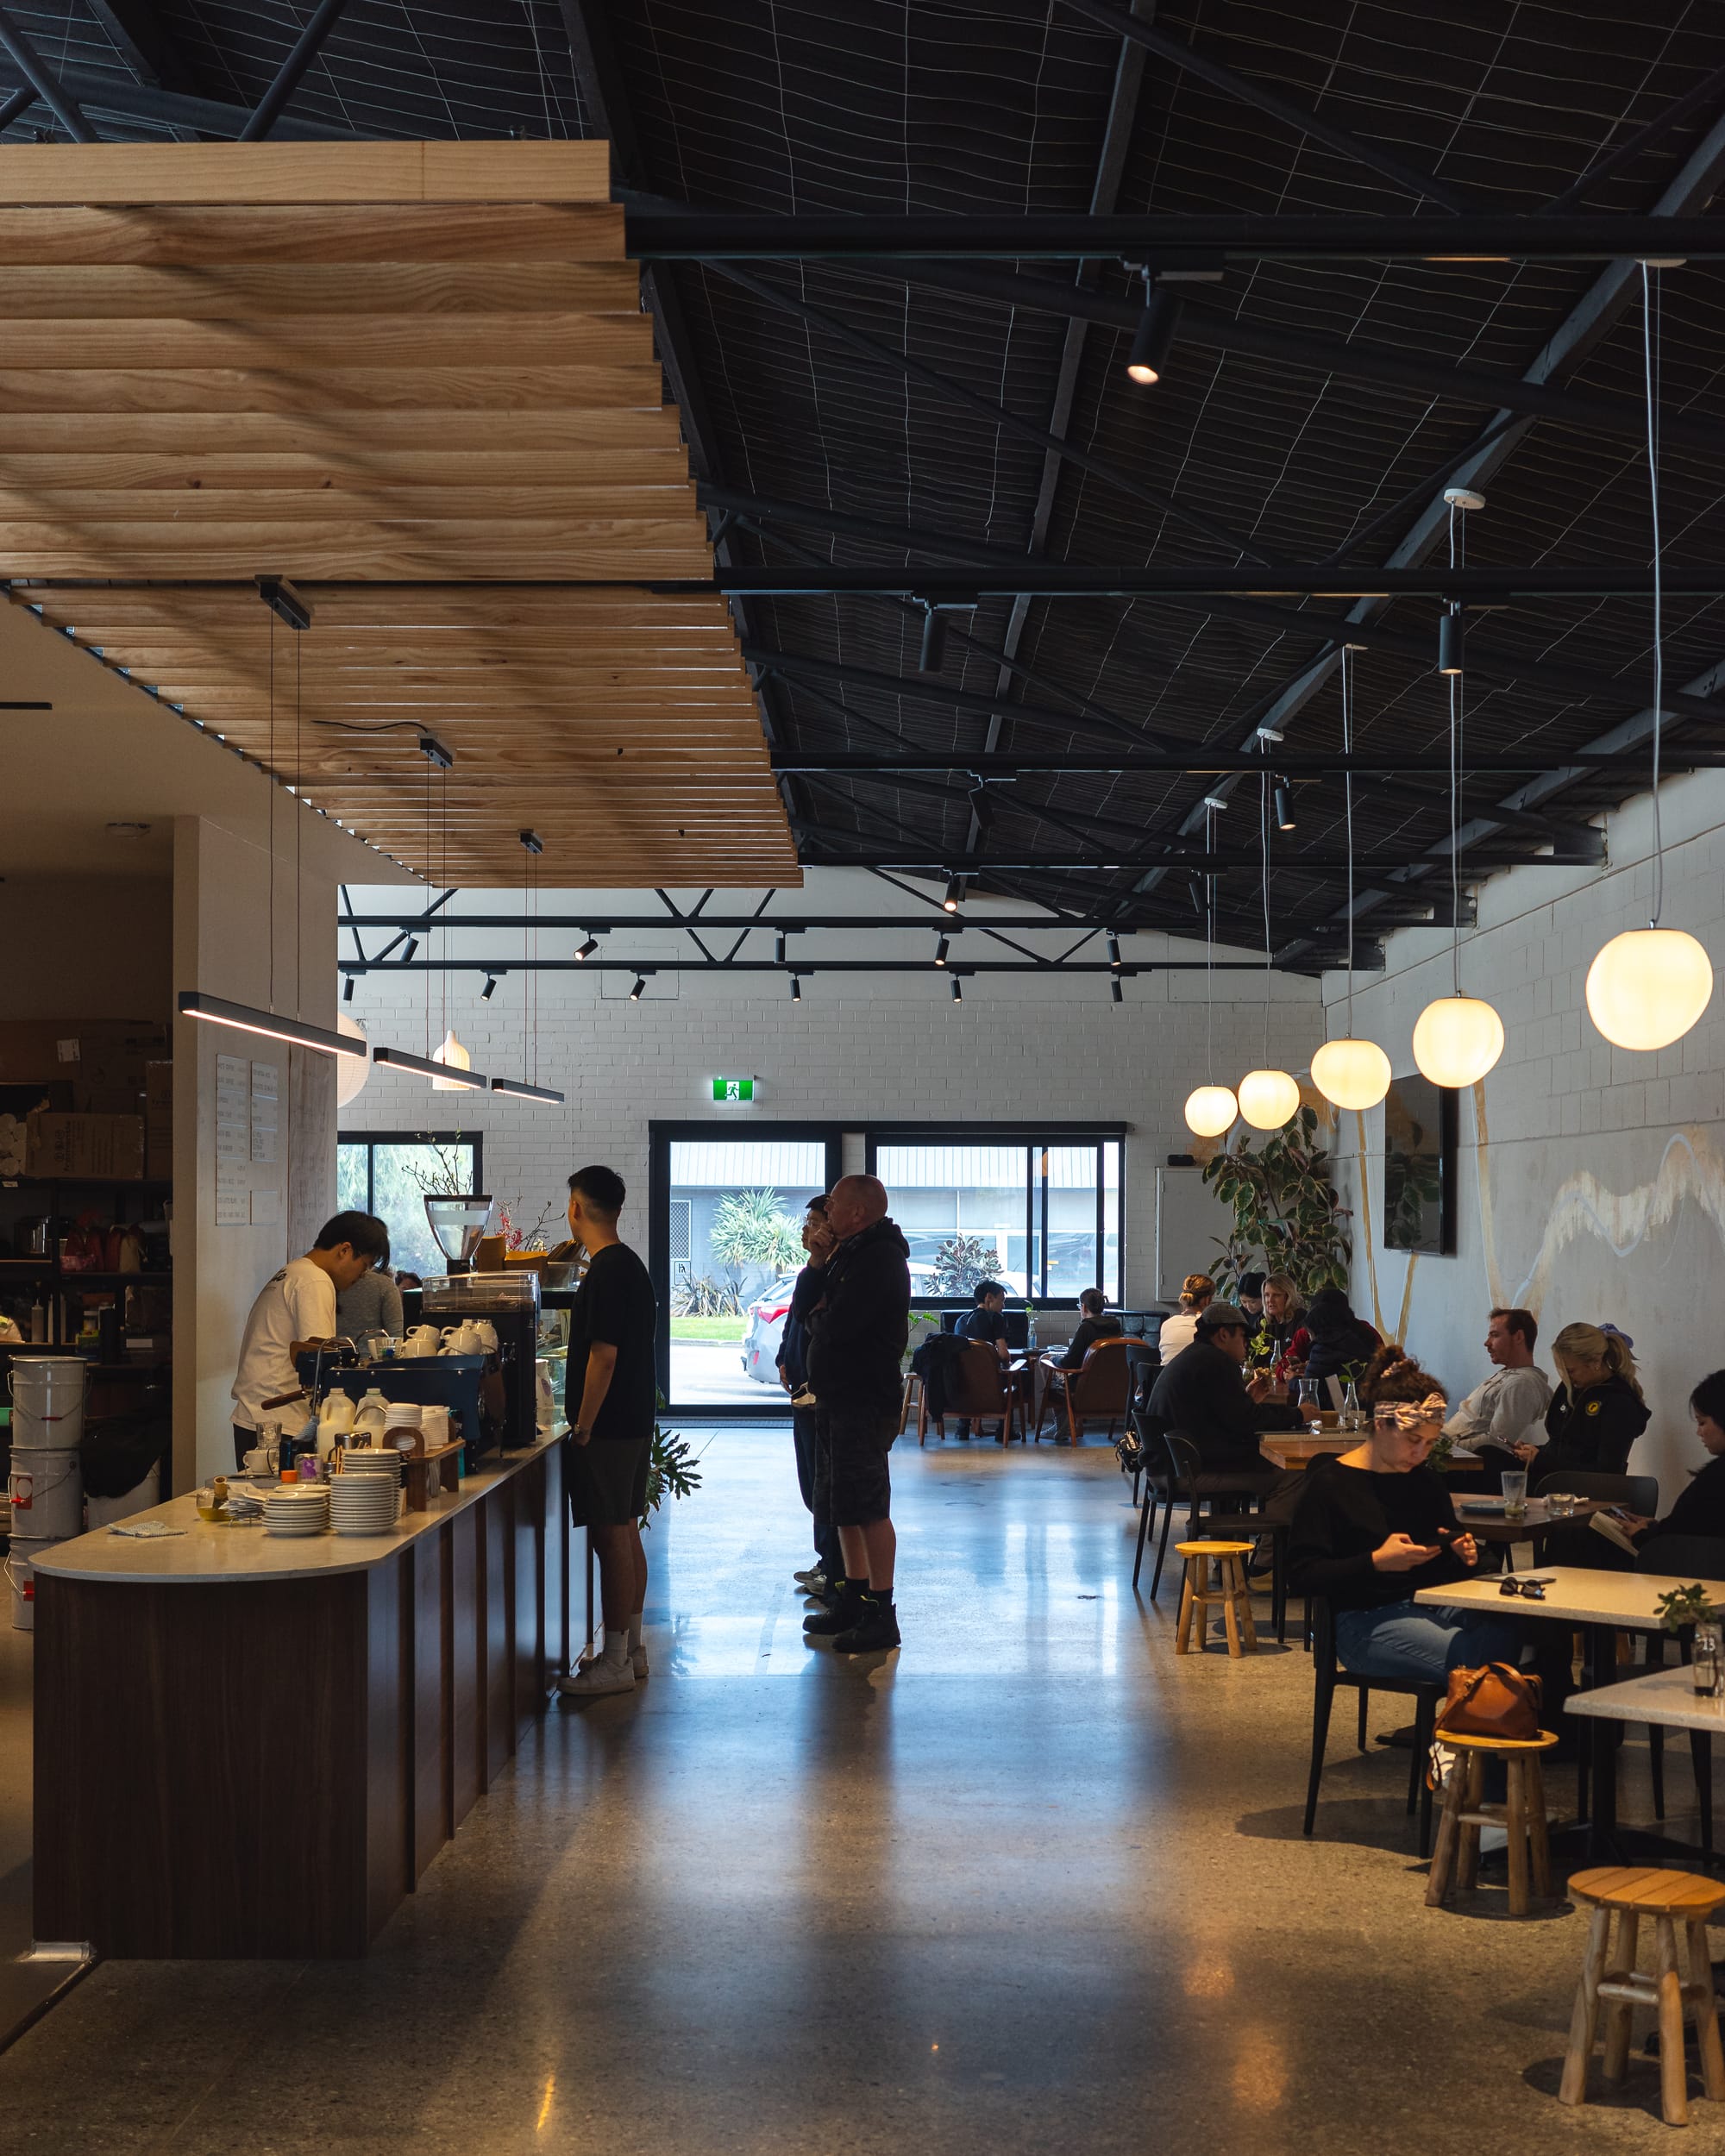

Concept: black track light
[[919, 605, 946, 674], [1111, 976, 1124, 1005], [1274, 780, 1295, 831], [775, 931, 787, 964], [1438, 605, 1465, 676], [950, 975, 963, 1004], [1107, 931, 1122, 970], [943, 874, 963, 912], [1126, 285, 1183, 386], [342, 975, 355, 1002], [935, 936, 950, 967], [575, 935, 599, 961], [629, 975, 646, 1002], [480, 975, 498, 1000], [401, 936, 419, 962], [790, 974, 802, 1003]]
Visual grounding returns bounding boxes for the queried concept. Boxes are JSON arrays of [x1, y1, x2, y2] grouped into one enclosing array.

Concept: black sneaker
[[832, 1594, 901, 1655], [804, 1581, 867, 1637]]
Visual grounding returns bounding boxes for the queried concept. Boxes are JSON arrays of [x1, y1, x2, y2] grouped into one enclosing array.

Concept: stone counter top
[[33, 1433, 564, 1586]]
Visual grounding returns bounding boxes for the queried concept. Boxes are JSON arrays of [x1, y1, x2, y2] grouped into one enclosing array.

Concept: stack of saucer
[[263, 1485, 329, 1537], [330, 1453, 402, 1534]]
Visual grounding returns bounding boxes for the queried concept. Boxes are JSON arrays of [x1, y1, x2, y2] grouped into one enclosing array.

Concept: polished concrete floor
[[0, 1428, 1719, 2150]]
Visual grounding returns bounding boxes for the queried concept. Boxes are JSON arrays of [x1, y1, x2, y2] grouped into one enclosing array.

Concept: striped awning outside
[[669, 1142, 827, 1188]]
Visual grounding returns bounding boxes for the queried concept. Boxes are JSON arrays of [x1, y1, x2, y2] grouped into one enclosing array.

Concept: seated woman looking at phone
[[1540, 1369, 1725, 1570], [1288, 1394, 1525, 1683]]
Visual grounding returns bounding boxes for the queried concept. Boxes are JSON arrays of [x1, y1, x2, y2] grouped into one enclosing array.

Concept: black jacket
[[1538, 1374, 1649, 1482], [1147, 1337, 1300, 1475], [1651, 1451, 1725, 1542], [1303, 1316, 1382, 1383], [805, 1217, 912, 1417], [1059, 1314, 1124, 1370], [1288, 1452, 1473, 1612], [775, 1265, 825, 1391]]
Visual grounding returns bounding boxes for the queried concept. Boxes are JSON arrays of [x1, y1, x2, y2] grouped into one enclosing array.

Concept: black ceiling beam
[[343, 911, 1300, 934], [341, 957, 1272, 976], [712, 565, 1725, 600], [768, 749, 1723, 776], [626, 210, 1725, 264], [703, 261, 1272, 567], [792, 848, 1601, 873], [1541, 60, 1725, 214], [862, 261, 1725, 461], [0, 55, 368, 139], [0, 8, 95, 139], [238, 0, 351, 141], [85, 0, 199, 92], [1057, 0, 1470, 214]]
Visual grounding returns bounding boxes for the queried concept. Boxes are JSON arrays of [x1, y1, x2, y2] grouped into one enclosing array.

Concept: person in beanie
[[800, 1174, 911, 1655]]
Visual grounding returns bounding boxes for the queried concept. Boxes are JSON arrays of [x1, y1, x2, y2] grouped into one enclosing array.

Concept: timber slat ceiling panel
[[0, 142, 794, 888]]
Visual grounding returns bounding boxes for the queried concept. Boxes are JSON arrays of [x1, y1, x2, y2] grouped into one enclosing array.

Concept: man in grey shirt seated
[[1441, 1307, 1551, 1483]]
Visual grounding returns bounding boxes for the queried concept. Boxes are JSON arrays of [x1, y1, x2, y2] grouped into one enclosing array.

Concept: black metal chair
[[1532, 1468, 1660, 1514], [1134, 1427, 1289, 1644], [1120, 1343, 1161, 1503], [1636, 1537, 1724, 1854], [1302, 1595, 1441, 1856]]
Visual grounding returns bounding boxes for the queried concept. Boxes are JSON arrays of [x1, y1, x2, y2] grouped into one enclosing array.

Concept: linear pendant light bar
[[373, 1044, 491, 1090], [490, 1076, 566, 1103], [179, 989, 366, 1061]]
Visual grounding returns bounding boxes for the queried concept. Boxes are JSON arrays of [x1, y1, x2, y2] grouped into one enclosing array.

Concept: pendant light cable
[[1447, 500, 1465, 996], [1205, 804, 1216, 1079], [294, 631, 303, 1020], [1342, 644, 1355, 1037], [1643, 260, 1665, 927], [1259, 761, 1272, 1063], [267, 611, 276, 1014]]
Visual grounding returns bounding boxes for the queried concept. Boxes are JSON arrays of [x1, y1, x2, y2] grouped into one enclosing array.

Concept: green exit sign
[[712, 1077, 755, 1102]]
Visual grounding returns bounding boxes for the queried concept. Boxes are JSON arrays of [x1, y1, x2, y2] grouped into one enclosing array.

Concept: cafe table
[[1566, 1665, 1722, 1870], [1415, 1566, 1725, 1866], [1450, 1495, 1606, 1548], [1257, 1427, 1483, 1473]]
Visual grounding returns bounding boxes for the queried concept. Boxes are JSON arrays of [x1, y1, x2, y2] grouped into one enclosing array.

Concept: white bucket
[[7, 1357, 87, 1450], [5, 1533, 64, 1632], [7, 1445, 84, 1539], [85, 1463, 160, 1530]]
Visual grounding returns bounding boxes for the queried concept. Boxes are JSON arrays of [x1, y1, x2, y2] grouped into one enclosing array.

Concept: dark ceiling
[[9, 0, 1725, 967]]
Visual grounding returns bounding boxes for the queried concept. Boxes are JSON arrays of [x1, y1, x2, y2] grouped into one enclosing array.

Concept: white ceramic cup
[[474, 1319, 499, 1354], [440, 1322, 480, 1354], [400, 1326, 440, 1357]]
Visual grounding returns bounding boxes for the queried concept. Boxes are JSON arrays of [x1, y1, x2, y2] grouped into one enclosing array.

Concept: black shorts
[[814, 1406, 896, 1528], [568, 1432, 651, 1528]]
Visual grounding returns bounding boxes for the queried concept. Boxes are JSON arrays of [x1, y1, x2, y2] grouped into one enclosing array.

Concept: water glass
[[1500, 1469, 1528, 1521]]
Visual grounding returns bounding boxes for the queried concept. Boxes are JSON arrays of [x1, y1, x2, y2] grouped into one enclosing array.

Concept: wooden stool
[[1561, 1867, 1725, 2127], [1425, 1727, 1558, 1917], [1174, 1540, 1256, 1658], [901, 1372, 923, 1438]]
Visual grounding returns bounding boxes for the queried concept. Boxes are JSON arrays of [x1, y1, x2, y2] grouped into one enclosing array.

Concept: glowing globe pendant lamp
[[336, 1012, 371, 1108], [1183, 800, 1239, 1138], [1310, 649, 1392, 1112], [1237, 1068, 1302, 1130], [1586, 927, 1711, 1050], [430, 1026, 472, 1090], [1581, 270, 1713, 1054], [1184, 1084, 1238, 1138]]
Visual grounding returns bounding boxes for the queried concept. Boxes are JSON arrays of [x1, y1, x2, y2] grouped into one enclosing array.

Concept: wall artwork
[[1382, 1074, 1456, 1255]]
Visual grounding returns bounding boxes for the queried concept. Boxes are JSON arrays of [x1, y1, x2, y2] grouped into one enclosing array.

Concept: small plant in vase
[[1656, 1583, 1724, 1696]]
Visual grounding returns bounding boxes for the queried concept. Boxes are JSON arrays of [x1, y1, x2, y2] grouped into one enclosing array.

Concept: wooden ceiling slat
[[0, 486, 697, 522], [0, 366, 665, 412], [2, 316, 656, 369], [0, 452, 691, 488], [0, 141, 611, 205], [0, 264, 643, 317], [0, 412, 683, 453], [0, 204, 624, 266], [0, 534, 712, 578], [33, 590, 740, 629]]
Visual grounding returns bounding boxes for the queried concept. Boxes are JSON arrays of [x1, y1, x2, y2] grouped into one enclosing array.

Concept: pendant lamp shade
[[430, 1027, 472, 1092], [1310, 1036, 1392, 1112], [336, 1012, 370, 1108], [1411, 995, 1503, 1088], [1236, 1069, 1301, 1131], [1584, 927, 1712, 1050], [1184, 1084, 1238, 1138]]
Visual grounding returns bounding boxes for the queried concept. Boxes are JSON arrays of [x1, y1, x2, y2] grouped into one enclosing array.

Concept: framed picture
[[1382, 1075, 1456, 1254]]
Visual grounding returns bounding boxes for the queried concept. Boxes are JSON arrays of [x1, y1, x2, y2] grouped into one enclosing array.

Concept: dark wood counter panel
[[33, 1438, 574, 1959]]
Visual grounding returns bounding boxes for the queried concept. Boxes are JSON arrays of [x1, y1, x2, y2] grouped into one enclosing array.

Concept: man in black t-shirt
[[557, 1163, 659, 1700]]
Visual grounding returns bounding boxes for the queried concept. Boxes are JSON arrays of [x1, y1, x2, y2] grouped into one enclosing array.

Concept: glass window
[[336, 1134, 480, 1282], [869, 1137, 1122, 1304]]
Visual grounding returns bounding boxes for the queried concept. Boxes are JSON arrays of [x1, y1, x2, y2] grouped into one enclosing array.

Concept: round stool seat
[[1174, 1539, 1251, 1557], [1437, 1727, 1559, 1752], [1568, 1866, 1725, 1918]]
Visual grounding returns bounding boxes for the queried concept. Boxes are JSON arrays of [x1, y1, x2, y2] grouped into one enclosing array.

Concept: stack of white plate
[[263, 1486, 329, 1537], [329, 1457, 401, 1535]]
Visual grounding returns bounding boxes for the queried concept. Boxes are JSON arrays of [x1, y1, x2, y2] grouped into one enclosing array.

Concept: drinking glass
[[1298, 1380, 1324, 1431], [1500, 1469, 1528, 1521]]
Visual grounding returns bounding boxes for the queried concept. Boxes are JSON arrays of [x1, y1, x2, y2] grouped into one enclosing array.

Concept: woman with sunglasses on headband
[[1289, 1393, 1527, 1683]]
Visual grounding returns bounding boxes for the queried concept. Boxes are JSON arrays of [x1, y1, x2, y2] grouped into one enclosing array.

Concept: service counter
[[32, 1432, 576, 1959]]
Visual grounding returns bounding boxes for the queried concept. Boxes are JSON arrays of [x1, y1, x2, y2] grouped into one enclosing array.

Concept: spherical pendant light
[[336, 1011, 370, 1109], [430, 1026, 472, 1091], [1411, 995, 1503, 1088], [1584, 926, 1712, 1050], [1310, 1036, 1392, 1112], [1236, 1069, 1301, 1131], [1184, 1084, 1238, 1138]]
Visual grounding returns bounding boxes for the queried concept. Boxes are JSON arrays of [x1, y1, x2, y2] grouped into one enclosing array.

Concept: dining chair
[[1120, 1343, 1162, 1503], [1041, 1337, 1132, 1445], [1532, 1468, 1659, 1515], [1303, 1595, 1441, 1858], [924, 1340, 1021, 1446]]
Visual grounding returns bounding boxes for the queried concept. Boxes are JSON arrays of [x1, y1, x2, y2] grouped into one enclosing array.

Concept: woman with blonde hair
[[1259, 1271, 1306, 1372], [1515, 1320, 1648, 1482], [1157, 1273, 1215, 1362]]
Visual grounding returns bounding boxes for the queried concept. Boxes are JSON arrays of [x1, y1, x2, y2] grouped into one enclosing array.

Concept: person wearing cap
[[1146, 1299, 1302, 1480]]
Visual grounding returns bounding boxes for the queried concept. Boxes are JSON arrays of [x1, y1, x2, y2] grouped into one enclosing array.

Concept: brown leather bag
[[1436, 1661, 1543, 1741]]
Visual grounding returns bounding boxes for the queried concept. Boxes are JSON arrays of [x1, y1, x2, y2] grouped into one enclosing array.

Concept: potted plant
[[1655, 1583, 1723, 1695], [1201, 1105, 1350, 1301], [643, 1394, 702, 1525]]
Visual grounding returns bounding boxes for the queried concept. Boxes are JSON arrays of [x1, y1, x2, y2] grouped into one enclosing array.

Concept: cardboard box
[[25, 1110, 147, 1181], [145, 1062, 173, 1109]]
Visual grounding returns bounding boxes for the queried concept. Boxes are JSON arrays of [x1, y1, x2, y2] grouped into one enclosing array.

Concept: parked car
[[742, 1278, 799, 1384]]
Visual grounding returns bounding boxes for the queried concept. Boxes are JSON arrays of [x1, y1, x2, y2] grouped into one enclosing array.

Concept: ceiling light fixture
[[1126, 275, 1182, 385], [575, 935, 599, 961], [401, 936, 419, 963], [336, 1012, 370, 1108], [950, 975, 963, 1004], [342, 975, 355, 1003], [1437, 605, 1465, 677], [1414, 492, 1504, 1089], [1273, 780, 1295, 832], [1183, 800, 1239, 1138], [179, 991, 366, 1062], [943, 874, 964, 912], [790, 974, 802, 1003], [417, 731, 454, 769], [431, 1027, 474, 1092], [935, 936, 950, 967], [630, 975, 647, 1002], [1110, 976, 1123, 1005], [1310, 647, 1392, 1112], [254, 574, 312, 632], [1585, 264, 1713, 1052], [775, 931, 787, 964], [480, 974, 498, 1000], [374, 1044, 488, 1090], [919, 605, 947, 674], [486, 827, 562, 1103], [1107, 931, 1122, 970], [491, 1076, 564, 1103]]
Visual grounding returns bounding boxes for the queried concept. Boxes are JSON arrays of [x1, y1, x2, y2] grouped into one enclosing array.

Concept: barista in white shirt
[[1442, 1307, 1552, 1483], [231, 1211, 391, 1465]]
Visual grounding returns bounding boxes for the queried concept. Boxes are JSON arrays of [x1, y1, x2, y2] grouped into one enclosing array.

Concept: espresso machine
[[417, 1272, 541, 1452]]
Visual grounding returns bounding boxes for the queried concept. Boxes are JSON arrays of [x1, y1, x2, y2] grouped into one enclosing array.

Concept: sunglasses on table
[[1497, 1576, 1555, 1600]]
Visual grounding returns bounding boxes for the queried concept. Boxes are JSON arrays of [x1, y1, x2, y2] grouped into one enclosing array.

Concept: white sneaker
[[577, 1643, 649, 1679], [793, 1565, 824, 1586], [557, 1658, 636, 1698]]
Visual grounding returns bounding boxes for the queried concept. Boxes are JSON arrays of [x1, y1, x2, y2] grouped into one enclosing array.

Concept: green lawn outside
[[668, 1315, 748, 1341]]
